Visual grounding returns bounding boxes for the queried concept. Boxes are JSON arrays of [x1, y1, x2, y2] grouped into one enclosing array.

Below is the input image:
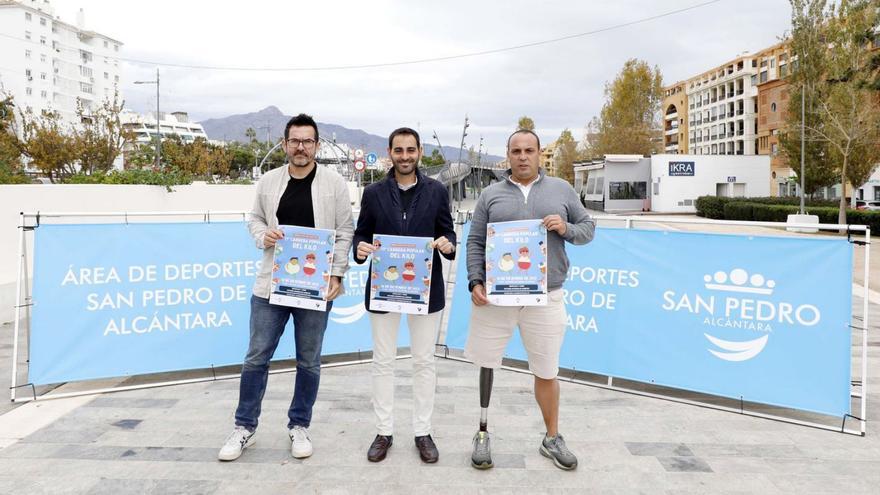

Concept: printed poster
[[485, 219, 548, 306], [270, 225, 335, 311], [369, 234, 434, 314]]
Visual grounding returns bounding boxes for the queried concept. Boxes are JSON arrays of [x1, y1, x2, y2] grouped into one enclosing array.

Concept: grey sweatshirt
[[467, 169, 596, 291]]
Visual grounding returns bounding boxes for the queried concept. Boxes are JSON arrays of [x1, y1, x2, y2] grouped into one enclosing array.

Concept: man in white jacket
[[218, 113, 354, 462]]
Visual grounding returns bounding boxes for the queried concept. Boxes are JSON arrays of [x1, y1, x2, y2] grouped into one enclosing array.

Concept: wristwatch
[[468, 279, 484, 292]]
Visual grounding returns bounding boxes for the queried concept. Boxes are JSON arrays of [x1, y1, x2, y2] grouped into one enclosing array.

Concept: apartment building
[[540, 139, 558, 177], [0, 0, 122, 125], [662, 81, 688, 154]]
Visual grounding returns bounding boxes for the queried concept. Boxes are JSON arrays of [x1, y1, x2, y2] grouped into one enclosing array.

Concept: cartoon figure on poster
[[369, 233, 434, 314], [485, 219, 548, 306], [269, 226, 336, 311]]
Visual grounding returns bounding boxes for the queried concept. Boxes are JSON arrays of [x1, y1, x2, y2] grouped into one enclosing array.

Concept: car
[[856, 200, 880, 211]]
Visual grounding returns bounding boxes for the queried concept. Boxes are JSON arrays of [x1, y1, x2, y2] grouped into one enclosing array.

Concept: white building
[[120, 110, 208, 144], [685, 56, 761, 156], [0, 0, 122, 125], [651, 154, 770, 213]]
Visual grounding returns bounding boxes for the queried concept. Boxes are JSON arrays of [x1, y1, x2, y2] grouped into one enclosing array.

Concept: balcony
[[736, 130, 744, 136], [695, 120, 702, 125], [737, 110, 744, 116], [665, 112, 678, 120], [710, 116, 717, 122], [737, 89, 744, 95], [736, 150, 744, 155], [710, 97, 717, 103], [710, 134, 718, 140], [665, 128, 678, 136]]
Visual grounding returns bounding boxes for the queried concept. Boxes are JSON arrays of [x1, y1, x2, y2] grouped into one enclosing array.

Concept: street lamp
[[134, 68, 160, 169]]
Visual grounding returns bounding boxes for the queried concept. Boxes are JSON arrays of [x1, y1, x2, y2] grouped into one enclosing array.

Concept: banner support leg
[[11, 213, 26, 402], [859, 227, 870, 435]]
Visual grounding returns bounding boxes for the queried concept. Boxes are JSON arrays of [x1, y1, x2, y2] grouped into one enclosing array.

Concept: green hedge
[[699, 196, 880, 232], [65, 169, 193, 186]]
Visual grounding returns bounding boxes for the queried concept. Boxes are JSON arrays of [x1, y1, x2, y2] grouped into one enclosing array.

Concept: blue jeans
[[234, 295, 331, 430]]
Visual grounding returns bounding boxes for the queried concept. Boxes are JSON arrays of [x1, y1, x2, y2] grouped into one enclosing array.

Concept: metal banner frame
[[10, 210, 871, 436]]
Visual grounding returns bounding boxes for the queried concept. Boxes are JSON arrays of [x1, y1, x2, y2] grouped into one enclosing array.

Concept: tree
[[585, 59, 664, 157], [420, 148, 445, 167], [20, 109, 76, 182], [555, 129, 578, 184], [789, 0, 880, 223], [71, 93, 132, 175], [517, 116, 535, 131], [0, 95, 26, 183]]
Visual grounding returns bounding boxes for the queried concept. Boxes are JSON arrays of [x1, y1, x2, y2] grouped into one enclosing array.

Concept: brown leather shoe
[[415, 435, 439, 463], [367, 435, 392, 462]]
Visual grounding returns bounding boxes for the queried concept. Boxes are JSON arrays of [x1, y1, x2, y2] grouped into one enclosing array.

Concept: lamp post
[[134, 68, 160, 169]]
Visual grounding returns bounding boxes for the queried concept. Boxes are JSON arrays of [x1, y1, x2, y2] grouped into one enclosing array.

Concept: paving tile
[[625, 442, 695, 457], [656, 456, 713, 473]]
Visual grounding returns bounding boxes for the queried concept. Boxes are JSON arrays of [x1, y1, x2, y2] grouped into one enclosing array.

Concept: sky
[[51, 0, 793, 155]]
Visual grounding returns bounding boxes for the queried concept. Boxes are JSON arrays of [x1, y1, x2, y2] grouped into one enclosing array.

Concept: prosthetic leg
[[471, 367, 494, 469]]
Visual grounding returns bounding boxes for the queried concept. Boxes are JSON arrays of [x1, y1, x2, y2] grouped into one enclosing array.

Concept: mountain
[[199, 106, 502, 163]]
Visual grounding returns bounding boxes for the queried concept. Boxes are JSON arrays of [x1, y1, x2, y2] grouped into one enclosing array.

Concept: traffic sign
[[366, 152, 378, 165], [354, 160, 366, 172], [354, 149, 364, 159]]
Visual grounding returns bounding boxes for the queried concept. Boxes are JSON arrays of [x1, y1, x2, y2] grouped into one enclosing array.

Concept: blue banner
[[447, 225, 853, 417], [30, 222, 405, 385]]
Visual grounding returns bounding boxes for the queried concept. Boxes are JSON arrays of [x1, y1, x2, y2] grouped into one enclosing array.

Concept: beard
[[392, 159, 417, 176]]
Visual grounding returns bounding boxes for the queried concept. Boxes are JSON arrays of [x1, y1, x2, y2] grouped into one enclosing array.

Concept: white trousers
[[369, 311, 441, 437]]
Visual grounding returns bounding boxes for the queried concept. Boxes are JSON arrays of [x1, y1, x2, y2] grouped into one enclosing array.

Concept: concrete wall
[[650, 154, 770, 213], [0, 180, 362, 323]]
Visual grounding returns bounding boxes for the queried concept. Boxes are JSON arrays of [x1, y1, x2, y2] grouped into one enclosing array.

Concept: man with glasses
[[353, 127, 455, 464], [219, 113, 354, 461]]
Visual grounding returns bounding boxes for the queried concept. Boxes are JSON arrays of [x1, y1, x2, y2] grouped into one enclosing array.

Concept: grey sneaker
[[218, 426, 255, 461], [540, 433, 578, 470], [289, 425, 313, 459], [471, 430, 493, 469]]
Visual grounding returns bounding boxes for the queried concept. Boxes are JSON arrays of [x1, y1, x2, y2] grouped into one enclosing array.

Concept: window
[[25, 31, 31, 40], [25, 87, 32, 96], [751, 75, 757, 85], [25, 49, 31, 58], [40, 35, 46, 45], [25, 68, 32, 78], [80, 82, 93, 94], [114, 44, 119, 52], [40, 17, 46, 26], [40, 54, 46, 63], [25, 12, 31, 21], [40, 72, 46, 80], [104, 71, 109, 79], [80, 66, 93, 77], [771, 102, 777, 112], [759, 71, 768, 83], [40, 90, 47, 99], [114, 75, 119, 83], [609, 182, 647, 200], [103, 40, 108, 48], [595, 177, 604, 193]]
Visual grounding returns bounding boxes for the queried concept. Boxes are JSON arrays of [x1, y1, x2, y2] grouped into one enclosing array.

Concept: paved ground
[[0, 201, 878, 493]]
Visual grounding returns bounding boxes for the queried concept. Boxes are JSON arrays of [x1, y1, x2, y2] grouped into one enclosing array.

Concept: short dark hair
[[388, 127, 421, 149], [506, 129, 541, 150], [284, 113, 319, 141]]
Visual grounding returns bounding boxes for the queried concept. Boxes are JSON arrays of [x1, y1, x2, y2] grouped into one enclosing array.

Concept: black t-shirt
[[276, 165, 316, 227]]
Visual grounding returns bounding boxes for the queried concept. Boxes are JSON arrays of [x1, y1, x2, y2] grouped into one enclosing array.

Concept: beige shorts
[[464, 289, 567, 379]]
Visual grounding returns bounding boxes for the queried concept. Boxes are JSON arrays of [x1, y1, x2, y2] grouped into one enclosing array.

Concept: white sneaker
[[218, 426, 255, 461], [289, 425, 313, 458]]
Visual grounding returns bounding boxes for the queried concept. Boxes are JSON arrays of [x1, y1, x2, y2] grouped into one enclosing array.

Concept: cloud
[[56, 0, 791, 152]]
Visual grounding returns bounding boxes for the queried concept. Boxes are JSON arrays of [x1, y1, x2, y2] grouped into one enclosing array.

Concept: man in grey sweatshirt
[[465, 129, 595, 471]]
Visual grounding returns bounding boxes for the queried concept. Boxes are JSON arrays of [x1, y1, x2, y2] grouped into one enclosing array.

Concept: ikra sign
[[668, 161, 695, 176]]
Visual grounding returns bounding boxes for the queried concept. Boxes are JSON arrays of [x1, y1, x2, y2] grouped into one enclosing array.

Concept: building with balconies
[[0, 0, 122, 126], [662, 81, 688, 154]]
